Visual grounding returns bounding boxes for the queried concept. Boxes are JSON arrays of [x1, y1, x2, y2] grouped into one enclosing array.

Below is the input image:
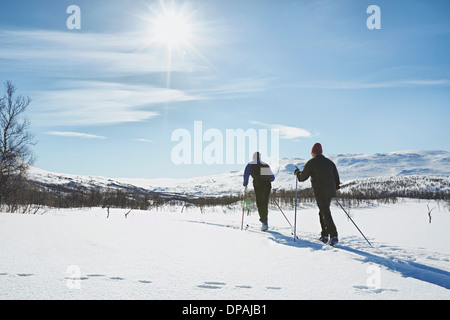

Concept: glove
[[243, 182, 248, 187], [294, 168, 302, 176]]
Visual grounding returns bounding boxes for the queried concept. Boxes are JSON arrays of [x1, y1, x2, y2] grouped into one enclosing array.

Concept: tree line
[[2, 171, 449, 214], [1, 178, 245, 213]]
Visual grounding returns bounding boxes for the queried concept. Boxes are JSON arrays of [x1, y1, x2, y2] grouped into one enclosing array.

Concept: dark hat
[[311, 143, 323, 155]]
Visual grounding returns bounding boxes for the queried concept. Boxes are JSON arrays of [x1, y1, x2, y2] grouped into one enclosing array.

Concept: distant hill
[[27, 150, 450, 199]]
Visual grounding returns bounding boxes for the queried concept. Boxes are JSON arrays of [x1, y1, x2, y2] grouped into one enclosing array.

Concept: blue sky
[[0, 0, 449, 178]]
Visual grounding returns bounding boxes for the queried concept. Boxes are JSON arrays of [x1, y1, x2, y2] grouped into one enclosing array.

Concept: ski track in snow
[[187, 219, 450, 291]]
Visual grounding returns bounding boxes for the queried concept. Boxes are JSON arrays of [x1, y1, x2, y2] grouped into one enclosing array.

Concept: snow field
[[0, 199, 449, 300]]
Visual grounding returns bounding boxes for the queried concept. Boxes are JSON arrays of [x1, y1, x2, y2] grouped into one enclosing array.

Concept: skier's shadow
[[337, 244, 450, 290], [265, 231, 324, 251], [189, 220, 450, 290], [266, 230, 450, 290]]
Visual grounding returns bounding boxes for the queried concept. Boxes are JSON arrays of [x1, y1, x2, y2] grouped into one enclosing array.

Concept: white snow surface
[[1, 199, 449, 300]]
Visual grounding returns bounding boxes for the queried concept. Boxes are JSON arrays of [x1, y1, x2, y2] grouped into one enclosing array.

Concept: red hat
[[311, 143, 323, 155]]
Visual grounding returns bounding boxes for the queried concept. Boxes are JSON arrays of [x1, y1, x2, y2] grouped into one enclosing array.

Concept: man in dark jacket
[[243, 152, 275, 231], [295, 143, 341, 245]]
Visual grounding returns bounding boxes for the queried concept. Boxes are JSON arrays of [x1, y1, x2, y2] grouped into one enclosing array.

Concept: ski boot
[[261, 221, 269, 232], [318, 236, 329, 244], [330, 237, 339, 246]]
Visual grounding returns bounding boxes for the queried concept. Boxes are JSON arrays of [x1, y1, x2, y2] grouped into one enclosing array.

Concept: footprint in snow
[[197, 282, 279, 290], [64, 276, 89, 280], [197, 281, 226, 289], [353, 285, 398, 294], [138, 280, 152, 284], [235, 285, 252, 289], [266, 286, 282, 290], [64, 274, 152, 284]]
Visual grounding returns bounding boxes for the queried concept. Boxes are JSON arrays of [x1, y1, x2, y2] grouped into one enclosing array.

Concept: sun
[[151, 4, 193, 49], [141, 0, 215, 92]]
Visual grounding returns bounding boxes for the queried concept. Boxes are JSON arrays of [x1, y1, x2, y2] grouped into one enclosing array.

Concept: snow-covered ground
[[0, 199, 449, 300]]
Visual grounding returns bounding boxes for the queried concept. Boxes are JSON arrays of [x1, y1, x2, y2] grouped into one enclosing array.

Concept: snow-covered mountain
[[28, 150, 450, 198]]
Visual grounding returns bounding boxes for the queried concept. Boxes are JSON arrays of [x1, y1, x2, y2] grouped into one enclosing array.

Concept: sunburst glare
[[140, 0, 207, 91], [153, 8, 193, 49]]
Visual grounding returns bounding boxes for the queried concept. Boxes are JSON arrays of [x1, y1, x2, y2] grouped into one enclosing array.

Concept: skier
[[295, 143, 341, 245], [243, 152, 275, 231]]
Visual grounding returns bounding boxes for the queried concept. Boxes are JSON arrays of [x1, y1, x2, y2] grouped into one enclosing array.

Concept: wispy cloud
[[46, 131, 106, 139], [0, 29, 201, 126], [133, 138, 153, 143], [250, 121, 311, 140], [32, 81, 201, 126], [0, 29, 269, 126], [0, 29, 186, 75], [399, 79, 450, 86], [286, 79, 450, 90], [196, 77, 272, 98]]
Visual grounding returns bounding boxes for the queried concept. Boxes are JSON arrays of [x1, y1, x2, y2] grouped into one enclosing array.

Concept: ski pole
[[335, 198, 373, 247], [241, 186, 247, 231], [271, 194, 292, 228], [294, 167, 299, 242]]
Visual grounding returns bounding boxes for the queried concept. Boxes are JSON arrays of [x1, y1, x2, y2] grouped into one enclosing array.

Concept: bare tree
[[427, 204, 435, 224], [0, 81, 36, 208]]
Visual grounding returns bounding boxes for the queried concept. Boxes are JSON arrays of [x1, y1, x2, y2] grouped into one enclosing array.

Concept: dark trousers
[[254, 182, 271, 223], [316, 197, 338, 238]]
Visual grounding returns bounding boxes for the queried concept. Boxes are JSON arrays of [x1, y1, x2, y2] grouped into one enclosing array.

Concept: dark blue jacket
[[243, 160, 275, 187]]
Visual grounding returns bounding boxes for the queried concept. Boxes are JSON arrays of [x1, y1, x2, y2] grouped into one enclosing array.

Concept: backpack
[[251, 161, 273, 183]]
